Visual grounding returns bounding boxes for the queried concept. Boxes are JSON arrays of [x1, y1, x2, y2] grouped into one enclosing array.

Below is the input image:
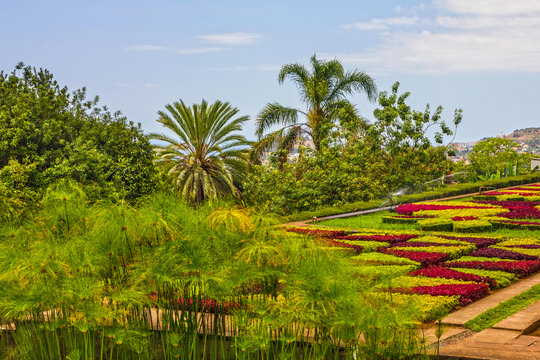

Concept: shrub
[[409, 266, 497, 289], [406, 283, 489, 306], [443, 260, 540, 277], [453, 220, 493, 233], [418, 218, 453, 232], [382, 249, 449, 267], [450, 268, 516, 288], [470, 248, 538, 261]]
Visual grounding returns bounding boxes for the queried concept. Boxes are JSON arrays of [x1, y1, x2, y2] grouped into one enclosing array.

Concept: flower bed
[[409, 266, 497, 289], [443, 260, 540, 277], [470, 247, 538, 261], [286, 227, 347, 237], [351, 252, 420, 266], [405, 283, 489, 306], [332, 234, 419, 243], [449, 268, 516, 288], [382, 249, 449, 267], [439, 235, 499, 248]]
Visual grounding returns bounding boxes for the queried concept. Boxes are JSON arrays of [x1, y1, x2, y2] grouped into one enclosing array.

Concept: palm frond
[[255, 103, 300, 138]]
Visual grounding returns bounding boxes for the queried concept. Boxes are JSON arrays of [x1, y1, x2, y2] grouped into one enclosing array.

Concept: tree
[[253, 54, 377, 161], [368, 82, 462, 188], [150, 100, 250, 203], [468, 137, 528, 176], [0, 62, 157, 214]]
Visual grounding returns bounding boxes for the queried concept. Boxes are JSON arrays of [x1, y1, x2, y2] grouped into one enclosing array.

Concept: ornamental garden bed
[[286, 224, 540, 321], [380, 182, 540, 232]]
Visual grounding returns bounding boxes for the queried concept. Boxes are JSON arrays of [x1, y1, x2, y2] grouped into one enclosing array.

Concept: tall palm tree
[[150, 100, 250, 203], [253, 54, 378, 161]]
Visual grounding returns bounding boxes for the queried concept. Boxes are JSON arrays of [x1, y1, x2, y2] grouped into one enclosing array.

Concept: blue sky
[[2, 0, 540, 142]]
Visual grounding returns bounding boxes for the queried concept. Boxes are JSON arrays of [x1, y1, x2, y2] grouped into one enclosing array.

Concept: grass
[[464, 284, 540, 332], [318, 211, 540, 239], [317, 211, 417, 231]]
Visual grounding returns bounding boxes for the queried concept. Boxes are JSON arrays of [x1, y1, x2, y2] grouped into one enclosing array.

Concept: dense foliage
[[0, 63, 157, 220], [150, 100, 250, 203], [253, 54, 377, 160], [0, 184, 426, 359], [245, 82, 462, 215]]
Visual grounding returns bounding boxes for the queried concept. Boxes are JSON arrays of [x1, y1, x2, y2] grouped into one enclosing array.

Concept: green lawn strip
[[464, 283, 540, 332]]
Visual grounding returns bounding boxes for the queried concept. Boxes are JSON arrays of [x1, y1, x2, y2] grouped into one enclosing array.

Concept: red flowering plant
[[396, 203, 493, 216], [149, 293, 242, 314], [442, 260, 540, 277], [439, 235, 499, 248], [405, 283, 489, 306], [497, 207, 540, 219], [382, 249, 449, 267], [323, 238, 363, 253], [409, 266, 497, 289], [389, 241, 463, 248], [470, 248, 538, 261], [332, 234, 419, 243], [286, 227, 347, 237]]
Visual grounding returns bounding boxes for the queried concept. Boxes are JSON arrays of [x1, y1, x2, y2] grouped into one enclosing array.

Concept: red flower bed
[[485, 191, 537, 196], [332, 234, 419, 243], [409, 266, 497, 289], [497, 207, 540, 219], [396, 203, 493, 215], [473, 200, 540, 207], [470, 248, 538, 261], [389, 241, 461, 248], [287, 227, 347, 237], [323, 239, 363, 253], [503, 244, 540, 249], [443, 260, 540, 277], [382, 249, 449, 267], [452, 216, 478, 221], [439, 235, 499, 248], [407, 283, 489, 305], [149, 293, 242, 314]]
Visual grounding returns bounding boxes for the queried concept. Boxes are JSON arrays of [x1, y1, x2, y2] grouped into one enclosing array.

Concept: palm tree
[[253, 54, 378, 161], [150, 100, 250, 203]]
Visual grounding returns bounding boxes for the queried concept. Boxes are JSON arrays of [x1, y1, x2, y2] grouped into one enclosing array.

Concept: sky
[[2, 0, 540, 142]]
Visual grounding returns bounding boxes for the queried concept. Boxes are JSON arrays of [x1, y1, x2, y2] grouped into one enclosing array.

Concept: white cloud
[[343, 16, 418, 30], [144, 83, 158, 88], [198, 32, 261, 45], [176, 47, 224, 54], [125, 44, 164, 51], [435, 0, 540, 16], [336, 0, 540, 73], [207, 64, 279, 72]]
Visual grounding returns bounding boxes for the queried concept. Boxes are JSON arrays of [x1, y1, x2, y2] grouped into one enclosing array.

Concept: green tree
[[150, 100, 250, 203], [0, 62, 157, 214], [468, 137, 528, 176], [253, 54, 378, 160], [368, 82, 462, 188]]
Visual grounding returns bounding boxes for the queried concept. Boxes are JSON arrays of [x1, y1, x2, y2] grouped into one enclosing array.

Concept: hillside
[[505, 127, 540, 154]]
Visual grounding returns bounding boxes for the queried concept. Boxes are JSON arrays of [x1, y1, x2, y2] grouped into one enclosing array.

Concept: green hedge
[[285, 173, 540, 222], [453, 220, 493, 233], [417, 219, 454, 232], [381, 216, 420, 224]]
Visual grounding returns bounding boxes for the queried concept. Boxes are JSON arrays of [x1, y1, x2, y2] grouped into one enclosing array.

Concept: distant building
[[532, 158, 540, 171]]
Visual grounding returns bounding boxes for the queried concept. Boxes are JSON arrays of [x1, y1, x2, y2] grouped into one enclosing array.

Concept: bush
[[418, 218, 453, 232], [453, 220, 493, 233]]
